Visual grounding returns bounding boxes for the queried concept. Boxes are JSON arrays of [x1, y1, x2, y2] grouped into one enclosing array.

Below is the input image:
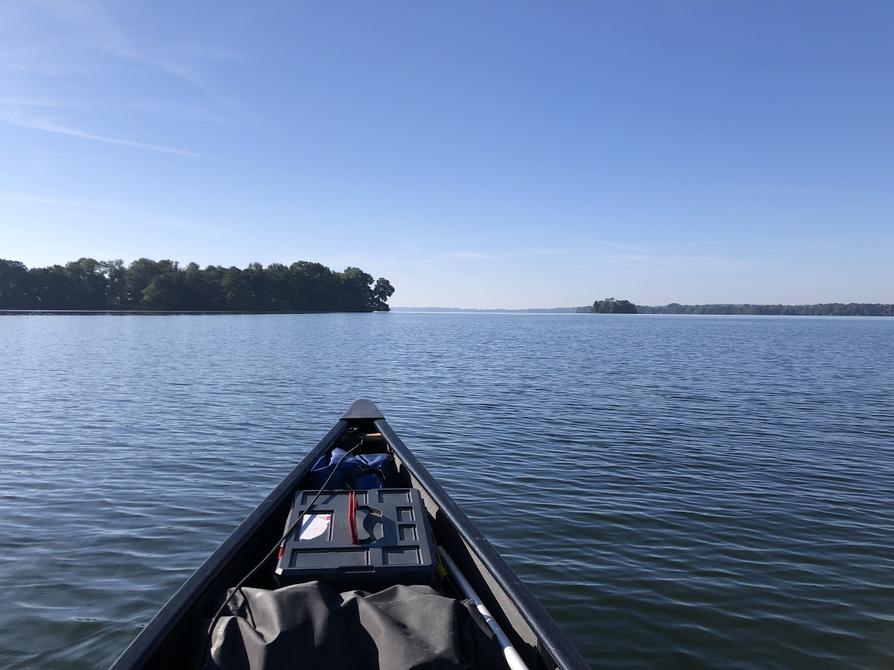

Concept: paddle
[[437, 547, 531, 670]]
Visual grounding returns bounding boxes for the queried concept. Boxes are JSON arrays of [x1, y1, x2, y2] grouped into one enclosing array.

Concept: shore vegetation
[[0, 258, 394, 312], [636, 303, 894, 316]]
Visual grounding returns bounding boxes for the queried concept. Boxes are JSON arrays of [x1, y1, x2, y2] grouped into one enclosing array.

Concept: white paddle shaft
[[437, 547, 531, 670]]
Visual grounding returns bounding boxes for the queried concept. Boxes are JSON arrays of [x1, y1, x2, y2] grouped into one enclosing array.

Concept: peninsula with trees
[[0, 258, 394, 312]]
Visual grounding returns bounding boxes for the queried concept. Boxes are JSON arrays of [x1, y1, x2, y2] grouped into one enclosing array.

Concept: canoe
[[110, 400, 589, 670]]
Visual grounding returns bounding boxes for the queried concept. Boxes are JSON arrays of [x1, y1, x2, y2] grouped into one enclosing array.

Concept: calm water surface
[[1, 313, 893, 669]]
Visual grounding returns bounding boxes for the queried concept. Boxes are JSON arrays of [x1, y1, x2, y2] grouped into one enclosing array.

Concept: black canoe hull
[[110, 400, 589, 670]]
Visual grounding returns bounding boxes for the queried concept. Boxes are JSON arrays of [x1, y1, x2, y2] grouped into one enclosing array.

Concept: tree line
[[0, 258, 394, 312], [636, 303, 894, 316], [582, 299, 894, 316]]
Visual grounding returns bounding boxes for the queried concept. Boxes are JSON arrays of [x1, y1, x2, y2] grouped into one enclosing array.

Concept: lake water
[[1, 313, 893, 669]]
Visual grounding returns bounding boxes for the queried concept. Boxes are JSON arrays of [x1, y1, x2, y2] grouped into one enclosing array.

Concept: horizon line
[[392, 301, 894, 311]]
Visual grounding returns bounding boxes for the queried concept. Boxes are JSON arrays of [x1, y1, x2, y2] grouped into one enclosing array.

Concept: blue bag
[[309, 448, 395, 489]]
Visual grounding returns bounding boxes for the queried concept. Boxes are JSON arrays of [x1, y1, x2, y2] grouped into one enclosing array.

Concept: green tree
[[100, 260, 127, 308], [373, 278, 395, 311], [64, 258, 106, 309], [339, 267, 375, 311], [0, 260, 32, 308], [142, 273, 180, 309], [30, 265, 71, 308]]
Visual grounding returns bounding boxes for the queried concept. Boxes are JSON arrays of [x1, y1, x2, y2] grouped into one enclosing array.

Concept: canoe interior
[[111, 410, 587, 670]]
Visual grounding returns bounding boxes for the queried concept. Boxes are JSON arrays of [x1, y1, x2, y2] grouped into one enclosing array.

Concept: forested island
[[0, 258, 394, 312], [590, 298, 638, 313]]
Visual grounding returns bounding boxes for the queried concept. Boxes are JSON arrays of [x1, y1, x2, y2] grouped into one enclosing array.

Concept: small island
[[590, 297, 638, 314], [0, 258, 394, 312]]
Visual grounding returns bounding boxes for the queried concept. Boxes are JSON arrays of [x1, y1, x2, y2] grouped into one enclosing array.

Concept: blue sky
[[1, 1, 892, 308]]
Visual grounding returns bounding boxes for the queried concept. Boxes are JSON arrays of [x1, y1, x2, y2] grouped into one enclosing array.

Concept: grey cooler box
[[275, 488, 436, 589]]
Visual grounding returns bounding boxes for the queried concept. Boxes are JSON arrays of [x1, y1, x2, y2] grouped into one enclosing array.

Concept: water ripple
[[1, 314, 893, 668]]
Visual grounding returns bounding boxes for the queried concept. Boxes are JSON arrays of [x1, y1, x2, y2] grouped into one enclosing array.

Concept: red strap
[[348, 491, 358, 545]]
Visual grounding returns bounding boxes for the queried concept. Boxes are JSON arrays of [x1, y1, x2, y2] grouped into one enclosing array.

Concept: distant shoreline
[[392, 306, 582, 314], [394, 303, 894, 317], [3, 305, 892, 317]]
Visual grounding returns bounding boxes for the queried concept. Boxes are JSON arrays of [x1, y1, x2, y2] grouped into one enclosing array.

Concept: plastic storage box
[[275, 488, 436, 589]]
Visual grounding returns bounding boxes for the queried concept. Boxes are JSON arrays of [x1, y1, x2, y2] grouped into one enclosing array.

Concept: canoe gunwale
[[108, 419, 347, 670], [374, 417, 589, 670]]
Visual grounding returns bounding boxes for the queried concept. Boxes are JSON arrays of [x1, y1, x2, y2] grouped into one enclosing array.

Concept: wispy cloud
[[124, 99, 237, 127], [419, 248, 575, 263], [39, 151, 173, 167], [647, 238, 758, 250], [0, 103, 199, 157], [0, 192, 224, 237], [401, 243, 754, 267], [143, 216, 229, 236], [0, 191, 106, 210], [1, 57, 90, 77], [111, 43, 235, 90], [366, 240, 764, 275], [315, 247, 580, 273], [448, 251, 496, 260], [26, 0, 235, 89], [3, 2, 251, 133], [0, 95, 70, 109], [606, 252, 760, 272]]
